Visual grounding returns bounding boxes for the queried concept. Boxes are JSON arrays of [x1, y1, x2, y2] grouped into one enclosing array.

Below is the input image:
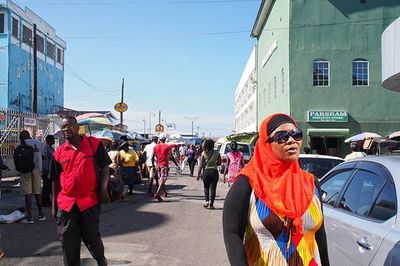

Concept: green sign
[[308, 111, 348, 122]]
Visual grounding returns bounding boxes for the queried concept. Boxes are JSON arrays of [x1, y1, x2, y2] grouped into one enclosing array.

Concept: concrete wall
[[289, 0, 400, 135], [256, 0, 290, 125], [1, 1, 65, 114]]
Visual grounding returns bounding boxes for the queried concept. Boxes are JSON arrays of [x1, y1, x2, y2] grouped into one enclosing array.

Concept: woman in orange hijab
[[223, 113, 329, 266]]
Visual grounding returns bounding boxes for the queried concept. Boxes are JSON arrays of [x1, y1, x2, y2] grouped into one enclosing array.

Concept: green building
[[251, 0, 400, 157]]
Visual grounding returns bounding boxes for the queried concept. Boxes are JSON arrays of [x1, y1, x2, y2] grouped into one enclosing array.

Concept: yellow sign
[[114, 102, 128, 113], [155, 124, 164, 133]]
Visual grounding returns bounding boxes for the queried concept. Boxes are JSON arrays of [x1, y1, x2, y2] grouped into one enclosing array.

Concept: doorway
[[310, 137, 343, 157]]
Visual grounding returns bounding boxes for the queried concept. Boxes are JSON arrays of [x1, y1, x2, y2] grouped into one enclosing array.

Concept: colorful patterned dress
[[244, 188, 323, 266]]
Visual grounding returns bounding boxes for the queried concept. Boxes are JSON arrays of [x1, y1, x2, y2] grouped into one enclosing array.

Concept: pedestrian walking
[[51, 115, 111, 266], [222, 113, 329, 265], [119, 141, 139, 194], [14, 130, 46, 223], [144, 136, 159, 195], [344, 142, 367, 161], [108, 141, 125, 201], [186, 144, 196, 177], [223, 140, 244, 187], [42, 134, 55, 207], [152, 134, 179, 201], [197, 139, 221, 209]]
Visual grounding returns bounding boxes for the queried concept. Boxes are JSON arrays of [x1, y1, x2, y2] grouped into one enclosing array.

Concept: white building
[[234, 48, 257, 133], [382, 17, 400, 91]]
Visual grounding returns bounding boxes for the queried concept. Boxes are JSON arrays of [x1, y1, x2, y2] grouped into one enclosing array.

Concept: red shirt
[[154, 143, 172, 167], [53, 136, 110, 212]]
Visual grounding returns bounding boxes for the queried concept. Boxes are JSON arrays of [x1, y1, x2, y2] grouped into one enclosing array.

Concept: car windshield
[[298, 157, 343, 179], [225, 144, 250, 155]]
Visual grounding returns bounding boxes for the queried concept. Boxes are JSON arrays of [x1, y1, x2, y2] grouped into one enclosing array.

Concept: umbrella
[[344, 132, 382, 143], [388, 131, 400, 141], [78, 117, 113, 126], [92, 129, 126, 141], [75, 113, 104, 121]]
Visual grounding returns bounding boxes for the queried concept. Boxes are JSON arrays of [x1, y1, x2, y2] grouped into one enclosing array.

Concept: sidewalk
[[0, 176, 25, 215]]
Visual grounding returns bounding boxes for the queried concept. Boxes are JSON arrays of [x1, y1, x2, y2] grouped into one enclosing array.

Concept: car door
[[321, 162, 395, 266]]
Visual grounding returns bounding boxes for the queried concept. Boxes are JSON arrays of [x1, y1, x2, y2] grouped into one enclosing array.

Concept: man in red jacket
[[51, 115, 111, 266]]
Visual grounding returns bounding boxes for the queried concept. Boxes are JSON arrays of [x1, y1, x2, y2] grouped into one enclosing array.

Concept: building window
[[57, 47, 64, 64], [46, 41, 55, 60], [22, 25, 32, 46], [352, 59, 369, 86], [0, 14, 5, 33], [313, 60, 330, 86], [12, 17, 19, 39], [36, 35, 44, 54]]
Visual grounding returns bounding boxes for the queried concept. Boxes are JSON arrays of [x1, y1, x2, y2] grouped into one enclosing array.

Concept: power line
[[19, 0, 260, 6]]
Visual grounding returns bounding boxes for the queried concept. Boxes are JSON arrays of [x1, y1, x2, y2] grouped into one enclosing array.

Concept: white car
[[298, 154, 344, 179], [218, 142, 252, 174], [320, 155, 400, 265]]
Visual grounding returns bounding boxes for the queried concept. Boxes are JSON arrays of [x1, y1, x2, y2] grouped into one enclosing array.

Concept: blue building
[[0, 0, 66, 114]]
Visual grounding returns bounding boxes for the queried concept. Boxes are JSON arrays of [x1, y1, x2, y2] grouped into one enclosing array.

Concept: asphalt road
[[0, 167, 230, 266]]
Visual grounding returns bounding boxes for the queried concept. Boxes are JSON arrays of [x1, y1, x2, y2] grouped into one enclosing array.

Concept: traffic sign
[[155, 124, 164, 133], [114, 102, 128, 113]]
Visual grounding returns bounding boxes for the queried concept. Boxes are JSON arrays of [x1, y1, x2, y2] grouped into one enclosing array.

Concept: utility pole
[[184, 116, 199, 137], [120, 78, 124, 127], [32, 24, 38, 113], [158, 110, 161, 125]]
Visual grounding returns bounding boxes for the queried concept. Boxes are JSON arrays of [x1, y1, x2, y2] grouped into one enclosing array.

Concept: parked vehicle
[[320, 155, 400, 265], [218, 142, 252, 174], [298, 154, 344, 179]]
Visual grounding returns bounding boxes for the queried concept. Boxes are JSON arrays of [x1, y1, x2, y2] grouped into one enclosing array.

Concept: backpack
[[14, 141, 35, 173]]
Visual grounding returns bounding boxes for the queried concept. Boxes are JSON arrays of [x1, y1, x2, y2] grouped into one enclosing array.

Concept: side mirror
[[321, 190, 327, 201]]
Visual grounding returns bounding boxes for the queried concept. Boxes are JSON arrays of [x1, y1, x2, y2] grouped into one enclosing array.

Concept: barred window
[[0, 14, 4, 33], [36, 35, 44, 53], [313, 60, 330, 86], [22, 25, 32, 46], [57, 47, 64, 64], [12, 17, 19, 39], [352, 59, 369, 86], [46, 41, 55, 59]]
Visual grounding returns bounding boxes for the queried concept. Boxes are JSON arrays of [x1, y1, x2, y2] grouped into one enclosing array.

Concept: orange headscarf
[[238, 113, 315, 234]]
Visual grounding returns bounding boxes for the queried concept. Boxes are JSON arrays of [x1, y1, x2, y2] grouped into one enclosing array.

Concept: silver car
[[320, 155, 400, 265]]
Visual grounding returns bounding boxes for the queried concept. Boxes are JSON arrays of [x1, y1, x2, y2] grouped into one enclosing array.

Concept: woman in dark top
[[197, 139, 221, 209], [223, 113, 329, 266]]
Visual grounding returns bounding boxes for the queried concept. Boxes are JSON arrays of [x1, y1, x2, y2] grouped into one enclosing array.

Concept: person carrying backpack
[[14, 130, 46, 223], [223, 141, 244, 187]]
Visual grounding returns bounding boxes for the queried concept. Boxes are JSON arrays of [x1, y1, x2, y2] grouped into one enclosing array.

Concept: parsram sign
[[308, 111, 348, 122]]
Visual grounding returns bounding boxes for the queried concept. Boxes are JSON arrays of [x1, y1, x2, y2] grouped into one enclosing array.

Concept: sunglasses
[[267, 128, 303, 144]]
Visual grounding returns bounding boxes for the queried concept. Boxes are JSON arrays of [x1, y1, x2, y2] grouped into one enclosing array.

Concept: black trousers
[[57, 204, 107, 266], [42, 174, 52, 203], [188, 159, 196, 176], [202, 168, 219, 206]]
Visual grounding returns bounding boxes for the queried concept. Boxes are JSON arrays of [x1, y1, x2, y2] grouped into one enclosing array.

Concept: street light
[[184, 116, 199, 136], [142, 119, 146, 135], [149, 112, 155, 136]]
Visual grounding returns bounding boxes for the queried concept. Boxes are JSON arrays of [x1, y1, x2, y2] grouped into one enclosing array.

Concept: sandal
[[0, 249, 5, 261], [203, 202, 209, 208]]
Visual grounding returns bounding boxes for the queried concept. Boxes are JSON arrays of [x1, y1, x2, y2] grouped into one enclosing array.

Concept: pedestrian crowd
[[1, 113, 363, 266]]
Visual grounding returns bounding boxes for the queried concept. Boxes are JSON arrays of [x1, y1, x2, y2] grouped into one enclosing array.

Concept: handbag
[[201, 151, 214, 178]]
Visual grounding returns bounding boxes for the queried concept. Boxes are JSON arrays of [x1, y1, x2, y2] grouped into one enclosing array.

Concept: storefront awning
[[307, 128, 349, 137]]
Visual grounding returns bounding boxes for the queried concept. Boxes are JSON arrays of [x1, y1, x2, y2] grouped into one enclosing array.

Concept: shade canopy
[[344, 132, 382, 143]]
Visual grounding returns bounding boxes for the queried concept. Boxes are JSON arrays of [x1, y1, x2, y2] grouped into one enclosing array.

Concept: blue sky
[[20, 0, 260, 137]]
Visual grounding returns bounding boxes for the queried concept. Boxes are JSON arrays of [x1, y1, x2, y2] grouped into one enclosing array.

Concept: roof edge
[[251, 0, 274, 38]]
